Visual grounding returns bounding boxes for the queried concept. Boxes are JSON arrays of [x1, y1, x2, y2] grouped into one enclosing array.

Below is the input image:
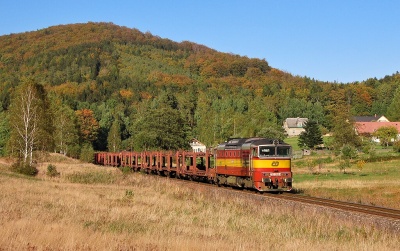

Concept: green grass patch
[[294, 172, 364, 183], [294, 159, 400, 183], [285, 136, 332, 152], [284, 136, 300, 151], [0, 170, 40, 181]]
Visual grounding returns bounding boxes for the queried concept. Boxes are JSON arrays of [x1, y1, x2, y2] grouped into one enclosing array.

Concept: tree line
[[1, 22, 400, 172]]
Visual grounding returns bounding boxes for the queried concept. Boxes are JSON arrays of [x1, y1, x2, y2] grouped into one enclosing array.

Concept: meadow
[[0, 153, 399, 250], [293, 156, 400, 209], [289, 136, 400, 209]]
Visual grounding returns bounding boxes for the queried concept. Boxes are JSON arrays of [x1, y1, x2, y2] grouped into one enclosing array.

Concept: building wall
[[190, 140, 207, 152], [283, 118, 308, 137], [285, 127, 306, 137]]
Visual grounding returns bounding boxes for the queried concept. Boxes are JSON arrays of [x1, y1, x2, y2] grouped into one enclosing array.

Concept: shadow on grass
[[290, 188, 305, 194]]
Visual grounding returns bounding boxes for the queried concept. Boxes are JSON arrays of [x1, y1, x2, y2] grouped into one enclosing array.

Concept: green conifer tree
[[298, 120, 323, 149], [386, 86, 400, 121]]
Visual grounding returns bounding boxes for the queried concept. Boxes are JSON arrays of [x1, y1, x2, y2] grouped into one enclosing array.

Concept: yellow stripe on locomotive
[[252, 159, 291, 169], [216, 158, 242, 168]]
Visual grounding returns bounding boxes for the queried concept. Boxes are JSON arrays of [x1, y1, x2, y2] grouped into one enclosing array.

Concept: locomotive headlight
[[262, 178, 272, 183]]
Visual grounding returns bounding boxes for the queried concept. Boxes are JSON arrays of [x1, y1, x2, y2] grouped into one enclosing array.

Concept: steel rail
[[265, 193, 400, 220], [165, 176, 400, 221]]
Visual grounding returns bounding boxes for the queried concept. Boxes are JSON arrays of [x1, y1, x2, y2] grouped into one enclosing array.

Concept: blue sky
[[1, 0, 399, 83]]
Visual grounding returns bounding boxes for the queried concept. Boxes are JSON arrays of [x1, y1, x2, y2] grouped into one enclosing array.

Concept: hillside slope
[[0, 22, 399, 149]]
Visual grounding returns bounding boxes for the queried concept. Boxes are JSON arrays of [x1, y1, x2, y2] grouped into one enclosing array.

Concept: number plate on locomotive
[[270, 173, 281, 176]]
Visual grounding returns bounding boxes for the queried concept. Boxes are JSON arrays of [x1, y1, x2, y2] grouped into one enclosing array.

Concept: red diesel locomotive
[[215, 138, 292, 192], [94, 137, 293, 192]]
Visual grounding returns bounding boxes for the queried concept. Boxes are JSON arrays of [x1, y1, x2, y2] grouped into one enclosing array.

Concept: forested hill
[[0, 22, 400, 152]]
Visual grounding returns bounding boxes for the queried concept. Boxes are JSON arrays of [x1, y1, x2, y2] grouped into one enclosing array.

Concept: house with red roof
[[354, 122, 400, 142]]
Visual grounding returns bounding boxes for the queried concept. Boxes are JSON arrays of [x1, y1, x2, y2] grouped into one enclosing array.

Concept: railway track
[[265, 193, 400, 220], [171, 176, 400, 221]]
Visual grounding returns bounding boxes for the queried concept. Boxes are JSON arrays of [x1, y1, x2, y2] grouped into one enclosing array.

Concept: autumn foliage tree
[[75, 109, 99, 144]]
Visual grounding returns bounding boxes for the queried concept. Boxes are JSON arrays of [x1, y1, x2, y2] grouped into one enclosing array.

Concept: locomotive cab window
[[252, 148, 258, 157], [277, 146, 291, 157], [259, 146, 275, 156]]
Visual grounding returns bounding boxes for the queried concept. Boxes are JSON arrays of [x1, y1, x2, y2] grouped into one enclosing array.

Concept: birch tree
[[8, 80, 53, 166], [107, 118, 121, 152], [53, 104, 79, 155]]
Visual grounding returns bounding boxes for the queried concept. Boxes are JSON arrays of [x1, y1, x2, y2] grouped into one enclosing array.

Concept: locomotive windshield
[[277, 146, 291, 157], [259, 146, 275, 156], [258, 145, 291, 157]]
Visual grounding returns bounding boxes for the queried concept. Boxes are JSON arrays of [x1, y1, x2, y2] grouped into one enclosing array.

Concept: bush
[[11, 161, 38, 176], [341, 145, 358, 159], [362, 154, 400, 163], [338, 159, 351, 173], [393, 141, 400, 153], [120, 166, 132, 176], [46, 164, 60, 177], [80, 143, 94, 163], [67, 144, 81, 159], [362, 141, 376, 155]]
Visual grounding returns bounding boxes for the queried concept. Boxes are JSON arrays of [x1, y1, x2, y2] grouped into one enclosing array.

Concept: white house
[[190, 138, 207, 152], [283, 118, 308, 137]]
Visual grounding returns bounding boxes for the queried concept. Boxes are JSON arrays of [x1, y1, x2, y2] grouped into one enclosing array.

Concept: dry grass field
[[0, 154, 399, 250]]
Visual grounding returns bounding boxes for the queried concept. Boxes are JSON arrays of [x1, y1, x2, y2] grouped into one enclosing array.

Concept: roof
[[217, 138, 289, 150], [190, 138, 205, 146], [355, 122, 400, 134], [353, 115, 389, 122], [284, 118, 308, 128]]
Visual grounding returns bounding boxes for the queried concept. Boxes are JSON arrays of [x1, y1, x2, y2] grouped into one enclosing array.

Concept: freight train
[[94, 137, 293, 192]]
